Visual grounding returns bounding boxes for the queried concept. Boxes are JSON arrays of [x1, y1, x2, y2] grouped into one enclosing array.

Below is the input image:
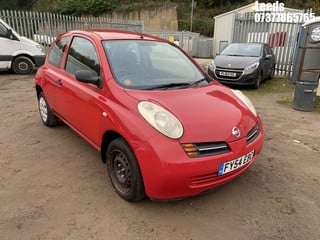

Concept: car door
[[57, 36, 105, 147], [43, 36, 70, 113]]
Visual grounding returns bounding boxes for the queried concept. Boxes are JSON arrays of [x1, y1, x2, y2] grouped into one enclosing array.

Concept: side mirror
[[75, 70, 102, 88], [265, 54, 272, 60], [6, 29, 12, 38], [5, 29, 19, 40]]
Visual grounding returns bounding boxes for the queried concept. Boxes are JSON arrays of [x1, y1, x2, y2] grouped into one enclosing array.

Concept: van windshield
[[102, 40, 208, 90]]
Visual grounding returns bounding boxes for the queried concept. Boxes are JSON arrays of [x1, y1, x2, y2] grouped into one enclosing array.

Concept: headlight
[[138, 101, 183, 139], [36, 44, 45, 53], [243, 62, 259, 75], [231, 90, 257, 116], [209, 60, 216, 71]]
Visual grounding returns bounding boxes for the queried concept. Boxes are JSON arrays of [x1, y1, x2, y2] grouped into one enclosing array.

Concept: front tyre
[[253, 72, 262, 89], [12, 56, 34, 75], [38, 92, 58, 127], [267, 65, 275, 80], [106, 138, 145, 201]]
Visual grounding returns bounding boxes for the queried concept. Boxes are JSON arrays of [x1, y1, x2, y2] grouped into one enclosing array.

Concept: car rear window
[[48, 36, 70, 68]]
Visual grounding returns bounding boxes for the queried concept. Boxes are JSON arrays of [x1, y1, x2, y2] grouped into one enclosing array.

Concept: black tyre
[[267, 66, 275, 80], [106, 138, 145, 201], [253, 72, 263, 89], [12, 56, 34, 75], [38, 92, 58, 127]]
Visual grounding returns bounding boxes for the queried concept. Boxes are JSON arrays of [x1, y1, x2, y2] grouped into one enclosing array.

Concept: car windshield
[[102, 40, 208, 90], [221, 44, 262, 57]]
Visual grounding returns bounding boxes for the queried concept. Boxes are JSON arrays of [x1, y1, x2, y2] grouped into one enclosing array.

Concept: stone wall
[[107, 5, 178, 31]]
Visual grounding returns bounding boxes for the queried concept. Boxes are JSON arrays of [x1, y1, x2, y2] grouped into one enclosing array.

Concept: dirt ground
[[0, 71, 319, 240]]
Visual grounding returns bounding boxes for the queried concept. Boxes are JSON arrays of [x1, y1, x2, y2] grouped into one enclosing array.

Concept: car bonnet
[[214, 55, 260, 69], [125, 82, 258, 143]]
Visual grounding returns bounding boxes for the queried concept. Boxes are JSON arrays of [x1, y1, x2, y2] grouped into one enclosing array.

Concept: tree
[[33, 0, 117, 16], [0, 0, 33, 9]]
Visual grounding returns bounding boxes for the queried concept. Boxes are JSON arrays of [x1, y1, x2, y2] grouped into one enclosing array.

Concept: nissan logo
[[232, 127, 241, 138]]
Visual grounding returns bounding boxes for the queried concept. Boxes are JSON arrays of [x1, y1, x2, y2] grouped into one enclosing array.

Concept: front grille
[[182, 142, 230, 158], [246, 124, 259, 144], [215, 67, 243, 81]]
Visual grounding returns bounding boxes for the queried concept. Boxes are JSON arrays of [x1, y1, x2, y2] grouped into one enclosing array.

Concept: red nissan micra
[[35, 30, 264, 201]]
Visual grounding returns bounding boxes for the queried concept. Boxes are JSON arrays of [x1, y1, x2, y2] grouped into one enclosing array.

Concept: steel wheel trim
[[111, 150, 132, 193], [39, 97, 48, 122], [18, 62, 29, 71]]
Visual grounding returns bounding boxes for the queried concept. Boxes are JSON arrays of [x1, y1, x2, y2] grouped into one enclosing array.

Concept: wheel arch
[[101, 130, 125, 164], [35, 85, 43, 99], [12, 54, 36, 65]]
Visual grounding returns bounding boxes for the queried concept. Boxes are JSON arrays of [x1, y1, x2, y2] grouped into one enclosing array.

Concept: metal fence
[[232, 12, 303, 76], [0, 9, 144, 48], [147, 31, 213, 58], [0, 9, 213, 58]]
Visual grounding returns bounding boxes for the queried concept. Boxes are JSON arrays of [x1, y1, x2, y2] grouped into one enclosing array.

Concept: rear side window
[[48, 36, 70, 68], [65, 37, 100, 76]]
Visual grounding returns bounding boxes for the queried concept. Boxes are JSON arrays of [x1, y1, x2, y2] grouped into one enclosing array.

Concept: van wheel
[[12, 56, 34, 75], [38, 92, 58, 127], [106, 138, 145, 201]]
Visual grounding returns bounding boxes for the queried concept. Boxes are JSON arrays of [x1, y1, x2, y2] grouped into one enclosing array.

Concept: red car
[[35, 30, 264, 201]]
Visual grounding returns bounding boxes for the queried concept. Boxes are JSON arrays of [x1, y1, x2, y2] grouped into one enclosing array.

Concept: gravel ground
[[0, 71, 319, 240]]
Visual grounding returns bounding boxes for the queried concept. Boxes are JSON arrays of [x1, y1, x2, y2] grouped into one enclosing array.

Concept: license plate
[[218, 150, 254, 176], [219, 71, 236, 77]]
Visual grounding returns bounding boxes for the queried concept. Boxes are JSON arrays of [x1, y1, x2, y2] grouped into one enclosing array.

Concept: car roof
[[64, 29, 166, 42]]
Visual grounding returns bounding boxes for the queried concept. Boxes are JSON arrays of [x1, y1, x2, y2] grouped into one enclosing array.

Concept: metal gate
[[232, 12, 303, 76], [147, 31, 213, 58]]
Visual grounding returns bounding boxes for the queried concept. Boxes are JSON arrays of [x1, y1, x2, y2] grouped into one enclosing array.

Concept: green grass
[[242, 76, 320, 114], [315, 100, 320, 112], [243, 77, 295, 95], [276, 95, 320, 113]]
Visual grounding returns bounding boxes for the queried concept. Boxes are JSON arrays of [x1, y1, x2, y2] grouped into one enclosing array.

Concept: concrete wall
[[106, 5, 178, 32]]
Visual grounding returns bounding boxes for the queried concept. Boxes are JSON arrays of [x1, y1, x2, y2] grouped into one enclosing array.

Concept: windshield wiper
[[187, 78, 210, 87], [143, 78, 210, 90], [143, 82, 193, 90], [225, 54, 245, 57]]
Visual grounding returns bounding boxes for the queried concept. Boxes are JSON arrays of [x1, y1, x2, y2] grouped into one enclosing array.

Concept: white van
[[0, 18, 46, 74]]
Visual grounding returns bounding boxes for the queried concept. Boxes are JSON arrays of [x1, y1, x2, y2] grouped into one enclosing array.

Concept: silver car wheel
[[39, 96, 48, 123]]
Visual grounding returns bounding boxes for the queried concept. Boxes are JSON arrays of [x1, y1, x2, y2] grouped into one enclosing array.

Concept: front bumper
[[135, 118, 264, 200], [208, 67, 259, 86], [33, 55, 46, 67]]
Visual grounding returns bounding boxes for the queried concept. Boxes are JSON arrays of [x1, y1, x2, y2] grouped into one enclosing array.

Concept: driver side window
[[65, 37, 100, 77], [0, 23, 8, 38]]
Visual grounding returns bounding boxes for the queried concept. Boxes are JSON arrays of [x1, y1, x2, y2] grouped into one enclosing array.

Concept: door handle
[[55, 79, 62, 86]]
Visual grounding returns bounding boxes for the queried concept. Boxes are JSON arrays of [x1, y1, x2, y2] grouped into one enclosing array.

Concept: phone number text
[[254, 12, 315, 23]]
